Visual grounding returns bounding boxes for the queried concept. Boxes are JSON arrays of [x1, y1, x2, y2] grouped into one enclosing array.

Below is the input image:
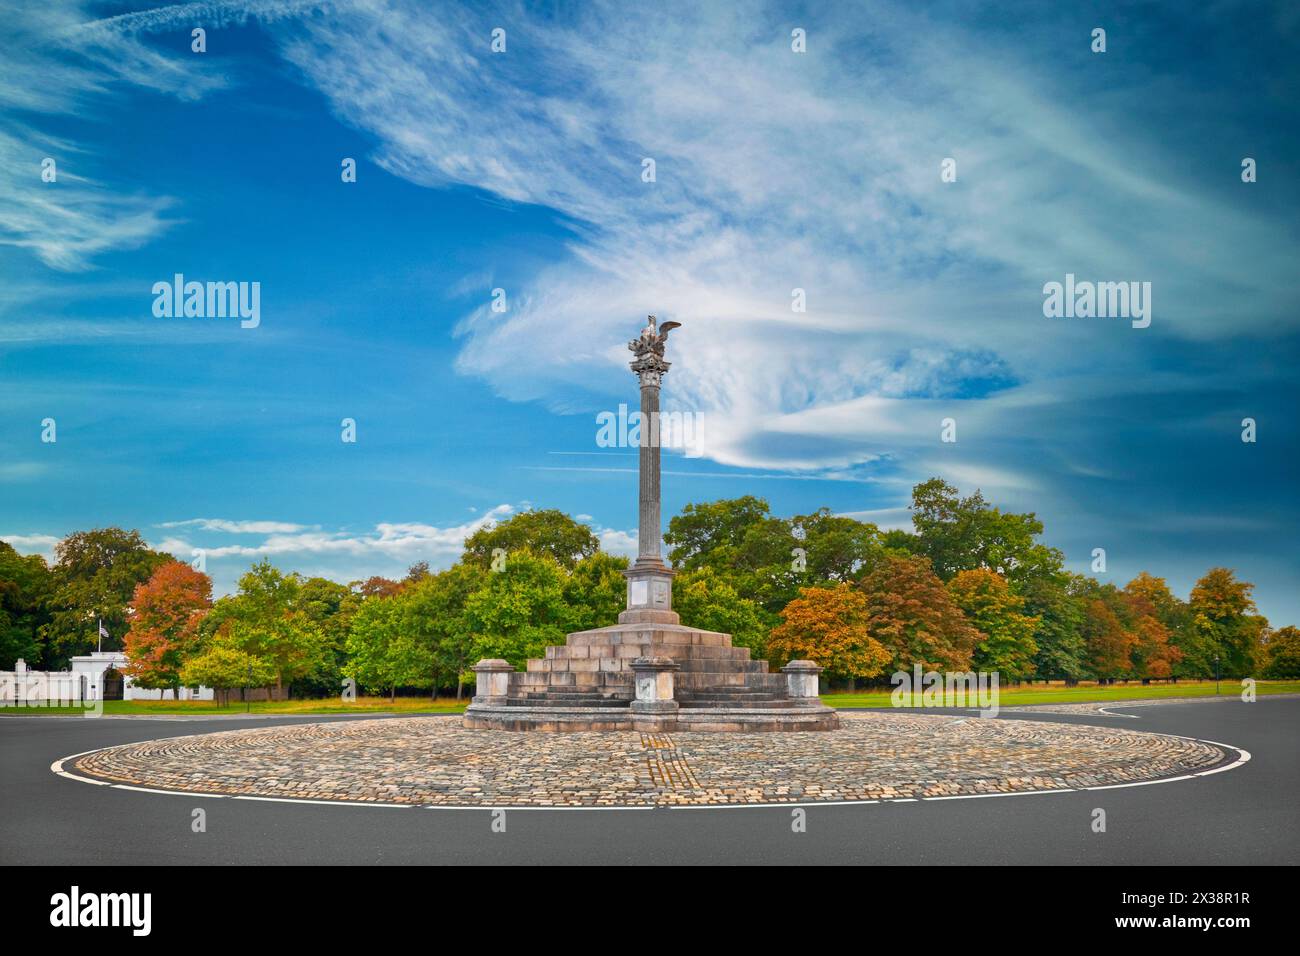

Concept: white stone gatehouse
[[1, 652, 213, 703]]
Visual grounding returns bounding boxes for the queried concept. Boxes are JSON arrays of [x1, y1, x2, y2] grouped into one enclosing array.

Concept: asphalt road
[[2, 697, 1296, 865]]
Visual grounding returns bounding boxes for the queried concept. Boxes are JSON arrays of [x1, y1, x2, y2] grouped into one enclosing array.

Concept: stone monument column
[[620, 315, 681, 626]]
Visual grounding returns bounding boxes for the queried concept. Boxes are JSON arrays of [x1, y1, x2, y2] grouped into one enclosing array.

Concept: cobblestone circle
[[71, 713, 1226, 807]]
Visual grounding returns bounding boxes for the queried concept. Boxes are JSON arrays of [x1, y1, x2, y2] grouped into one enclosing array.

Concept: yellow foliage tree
[[768, 584, 891, 687]]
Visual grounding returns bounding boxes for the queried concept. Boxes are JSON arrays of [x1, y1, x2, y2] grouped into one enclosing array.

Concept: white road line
[[55, 770, 111, 786], [113, 784, 228, 797], [924, 789, 1075, 801], [231, 795, 412, 808], [1086, 775, 1196, 791], [426, 804, 656, 811], [1194, 750, 1252, 776], [669, 799, 880, 811]]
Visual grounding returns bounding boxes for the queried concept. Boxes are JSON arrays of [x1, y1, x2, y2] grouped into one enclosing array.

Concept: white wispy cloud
[[153, 505, 514, 562], [157, 518, 312, 534], [0, 533, 60, 558], [263, 0, 1296, 500]]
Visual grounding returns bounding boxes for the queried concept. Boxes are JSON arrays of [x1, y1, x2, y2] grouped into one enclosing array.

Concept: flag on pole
[[98, 619, 108, 652]]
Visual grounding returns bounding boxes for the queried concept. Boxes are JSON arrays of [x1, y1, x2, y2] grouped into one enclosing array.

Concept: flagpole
[[97, 617, 102, 653]]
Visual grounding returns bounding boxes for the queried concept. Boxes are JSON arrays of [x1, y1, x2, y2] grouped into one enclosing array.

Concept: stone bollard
[[630, 657, 679, 717], [781, 660, 823, 700], [470, 659, 515, 706]]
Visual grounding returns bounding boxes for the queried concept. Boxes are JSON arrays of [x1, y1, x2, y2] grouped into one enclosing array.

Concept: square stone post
[[781, 660, 823, 700], [471, 659, 515, 706], [630, 657, 679, 719]]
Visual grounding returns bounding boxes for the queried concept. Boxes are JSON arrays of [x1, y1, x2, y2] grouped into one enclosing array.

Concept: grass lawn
[[0, 695, 470, 717], [821, 679, 1300, 709], [4, 680, 1297, 717]]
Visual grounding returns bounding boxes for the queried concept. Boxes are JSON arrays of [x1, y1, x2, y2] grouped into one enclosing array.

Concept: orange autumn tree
[[857, 553, 981, 674], [1082, 598, 1134, 680], [767, 584, 890, 689], [1132, 614, 1182, 679], [123, 561, 212, 698], [1122, 575, 1184, 680]]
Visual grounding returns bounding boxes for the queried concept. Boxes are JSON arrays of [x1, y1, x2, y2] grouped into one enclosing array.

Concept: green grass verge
[[4, 680, 1296, 717], [821, 679, 1300, 709], [0, 695, 470, 717]]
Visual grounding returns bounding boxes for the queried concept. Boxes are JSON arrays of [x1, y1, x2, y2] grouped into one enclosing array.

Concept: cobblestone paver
[[72, 713, 1225, 807]]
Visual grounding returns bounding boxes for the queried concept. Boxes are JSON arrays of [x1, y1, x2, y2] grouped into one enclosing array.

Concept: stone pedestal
[[471, 659, 514, 706], [630, 657, 679, 726], [629, 658, 681, 712], [782, 660, 824, 699], [619, 562, 678, 625]]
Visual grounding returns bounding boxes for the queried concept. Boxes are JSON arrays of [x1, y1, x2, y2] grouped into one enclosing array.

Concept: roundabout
[[57, 712, 1234, 808]]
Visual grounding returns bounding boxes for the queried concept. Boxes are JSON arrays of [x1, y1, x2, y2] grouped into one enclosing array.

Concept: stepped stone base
[[461, 702, 839, 733], [463, 621, 839, 732]]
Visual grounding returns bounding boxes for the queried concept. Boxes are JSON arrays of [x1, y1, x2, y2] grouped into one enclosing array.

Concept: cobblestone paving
[[72, 713, 1225, 807]]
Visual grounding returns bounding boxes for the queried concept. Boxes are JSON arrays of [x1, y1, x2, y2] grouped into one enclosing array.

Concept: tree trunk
[[456, 679, 463, 701], [390, 685, 396, 703]]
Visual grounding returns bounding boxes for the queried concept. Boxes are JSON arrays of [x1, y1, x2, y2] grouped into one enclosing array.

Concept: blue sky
[[1, 1, 1297, 625]]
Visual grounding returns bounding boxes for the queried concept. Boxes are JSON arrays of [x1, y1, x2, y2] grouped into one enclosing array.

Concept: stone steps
[[506, 697, 630, 708], [676, 699, 807, 709], [508, 689, 631, 708]]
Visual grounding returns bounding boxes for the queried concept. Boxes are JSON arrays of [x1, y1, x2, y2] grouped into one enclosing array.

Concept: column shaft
[[638, 379, 661, 564]]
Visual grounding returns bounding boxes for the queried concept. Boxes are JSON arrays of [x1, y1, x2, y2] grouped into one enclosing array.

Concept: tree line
[[2, 478, 1297, 700]]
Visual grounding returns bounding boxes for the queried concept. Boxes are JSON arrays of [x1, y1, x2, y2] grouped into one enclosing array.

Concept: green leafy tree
[[665, 499, 881, 617], [1189, 568, 1265, 678], [1262, 625, 1300, 679], [1021, 572, 1088, 682], [947, 568, 1039, 681], [402, 562, 490, 698], [0, 542, 53, 669], [292, 577, 358, 697], [203, 560, 323, 694], [562, 552, 628, 632], [907, 478, 1063, 585], [180, 639, 277, 707], [664, 496, 772, 571], [792, 508, 883, 583], [463, 510, 599, 570], [672, 567, 769, 657], [344, 591, 434, 700], [40, 528, 170, 664], [462, 550, 570, 667]]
